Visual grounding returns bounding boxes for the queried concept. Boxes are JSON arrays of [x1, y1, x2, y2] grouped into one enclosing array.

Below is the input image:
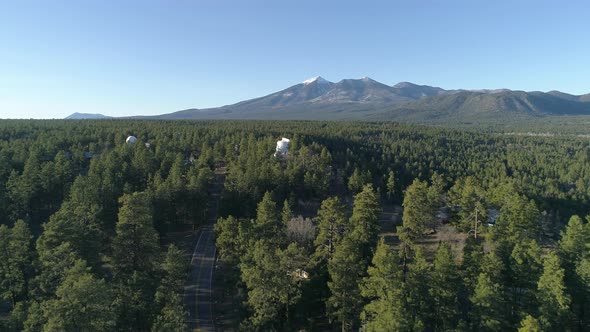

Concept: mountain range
[[66, 77, 590, 122], [65, 112, 112, 120]]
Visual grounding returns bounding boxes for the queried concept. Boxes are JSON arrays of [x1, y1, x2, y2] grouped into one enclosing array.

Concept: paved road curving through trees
[[184, 169, 225, 331]]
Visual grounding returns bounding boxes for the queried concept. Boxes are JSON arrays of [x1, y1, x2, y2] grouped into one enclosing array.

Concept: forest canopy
[[0, 119, 589, 331]]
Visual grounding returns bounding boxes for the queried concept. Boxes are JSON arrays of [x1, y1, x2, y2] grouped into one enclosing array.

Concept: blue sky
[[1, 0, 589, 119]]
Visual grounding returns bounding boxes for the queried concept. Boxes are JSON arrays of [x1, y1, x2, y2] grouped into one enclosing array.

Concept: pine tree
[[152, 245, 187, 331], [428, 172, 445, 211], [0, 220, 35, 308], [22, 301, 44, 332], [114, 271, 156, 331], [558, 215, 589, 265], [558, 215, 590, 330], [43, 260, 115, 331], [281, 199, 293, 226], [327, 236, 364, 332], [399, 180, 430, 246], [214, 215, 242, 264], [349, 184, 381, 260], [254, 192, 282, 242], [575, 257, 590, 329], [151, 295, 186, 332], [385, 170, 396, 201], [111, 192, 160, 330], [404, 247, 431, 330], [496, 194, 540, 242], [35, 195, 103, 270], [509, 239, 543, 322], [348, 168, 366, 194], [537, 252, 571, 330], [155, 244, 188, 306], [34, 242, 79, 299], [448, 176, 485, 232], [360, 239, 408, 331], [430, 243, 460, 331], [470, 252, 507, 331], [0, 225, 14, 306], [518, 315, 541, 332], [313, 197, 348, 263], [462, 237, 485, 292], [112, 191, 160, 278], [241, 241, 306, 329]]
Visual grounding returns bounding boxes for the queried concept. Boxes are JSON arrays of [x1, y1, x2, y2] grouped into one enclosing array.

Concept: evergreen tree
[[0, 225, 13, 305], [518, 315, 541, 332], [558, 215, 590, 330], [111, 192, 160, 330], [462, 237, 485, 293], [114, 271, 156, 331], [152, 245, 187, 332], [22, 301, 44, 332], [508, 239, 543, 323], [349, 184, 381, 260], [111, 191, 160, 278], [430, 243, 460, 331], [254, 192, 282, 243], [575, 257, 590, 329], [385, 170, 396, 201], [0, 220, 35, 308], [360, 239, 408, 331], [155, 244, 188, 306], [313, 197, 348, 263], [399, 180, 431, 246], [496, 194, 540, 242], [448, 176, 485, 232], [281, 199, 293, 227], [404, 247, 431, 330], [151, 295, 186, 332], [33, 242, 79, 299], [428, 172, 445, 211], [537, 252, 571, 331], [35, 197, 103, 271], [558, 215, 589, 266], [241, 241, 306, 329], [470, 252, 507, 331], [214, 215, 242, 264], [327, 236, 364, 332], [43, 260, 115, 331], [348, 168, 368, 194]]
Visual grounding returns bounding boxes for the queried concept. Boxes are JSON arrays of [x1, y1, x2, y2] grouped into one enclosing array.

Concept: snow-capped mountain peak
[[303, 76, 331, 85]]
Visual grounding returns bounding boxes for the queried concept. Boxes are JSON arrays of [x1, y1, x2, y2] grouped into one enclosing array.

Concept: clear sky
[[1, 0, 589, 119]]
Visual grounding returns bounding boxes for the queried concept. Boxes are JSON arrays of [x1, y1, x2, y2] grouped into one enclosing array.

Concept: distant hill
[[65, 112, 111, 119], [391, 82, 449, 99], [373, 90, 590, 122]]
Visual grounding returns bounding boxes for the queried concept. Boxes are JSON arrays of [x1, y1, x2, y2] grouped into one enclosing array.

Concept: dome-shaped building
[[126, 135, 137, 144], [274, 137, 290, 157]]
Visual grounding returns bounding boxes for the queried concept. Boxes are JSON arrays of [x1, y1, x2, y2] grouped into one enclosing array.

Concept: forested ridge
[[0, 119, 589, 331]]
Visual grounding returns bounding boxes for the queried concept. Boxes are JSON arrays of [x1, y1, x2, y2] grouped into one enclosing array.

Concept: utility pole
[[469, 203, 483, 239], [473, 207, 479, 239]]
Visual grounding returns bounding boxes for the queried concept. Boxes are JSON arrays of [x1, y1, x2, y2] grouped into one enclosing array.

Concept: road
[[184, 170, 224, 331]]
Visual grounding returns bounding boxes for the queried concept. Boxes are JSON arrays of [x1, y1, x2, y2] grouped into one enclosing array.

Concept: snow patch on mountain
[[303, 76, 331, 85]]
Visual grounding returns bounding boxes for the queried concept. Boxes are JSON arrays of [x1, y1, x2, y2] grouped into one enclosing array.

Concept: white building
[[274, 138, 290, 157]]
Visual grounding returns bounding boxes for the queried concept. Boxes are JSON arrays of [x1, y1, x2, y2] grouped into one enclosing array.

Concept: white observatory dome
[[275, 137, 290, 156], [126, 136, 137, 144]]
